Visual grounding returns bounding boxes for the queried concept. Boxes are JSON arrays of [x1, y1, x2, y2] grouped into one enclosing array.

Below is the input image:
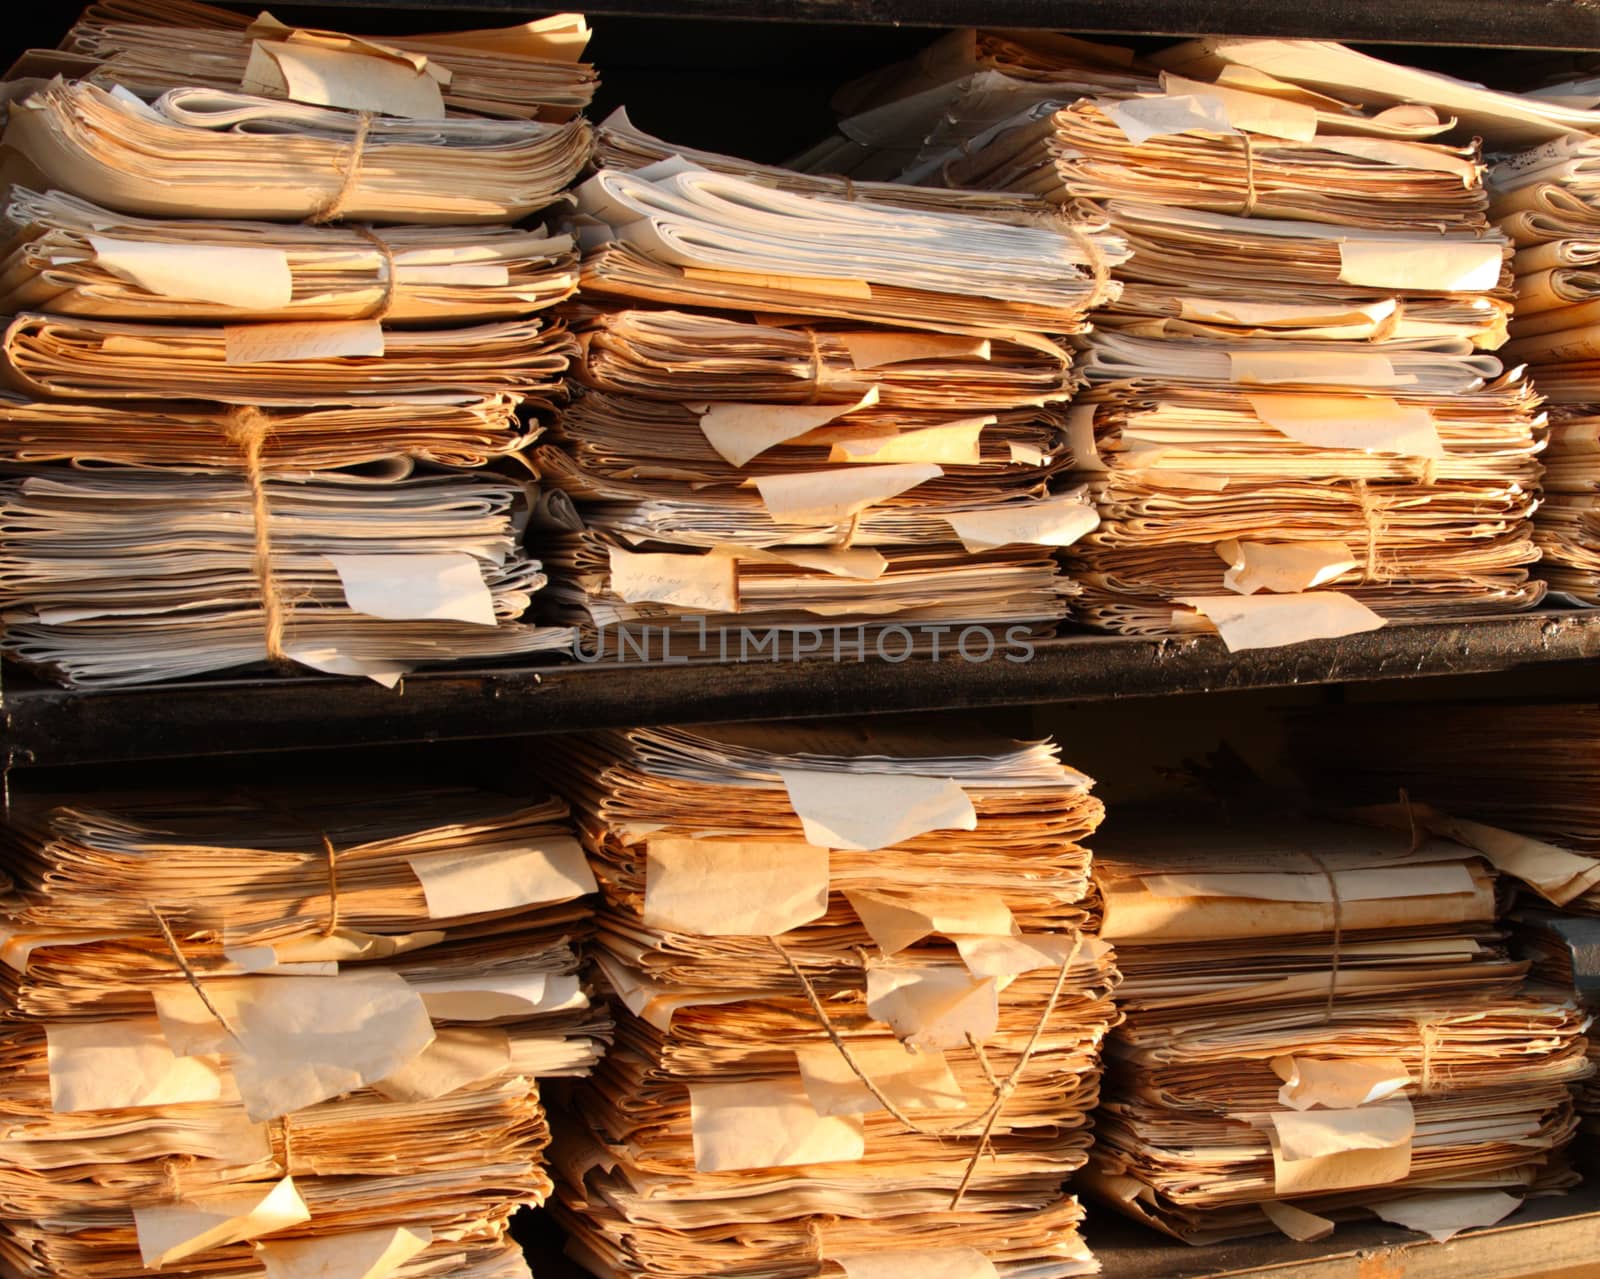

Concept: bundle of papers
[[0, 782, 608, 1279], [921, 69, 1540, 648], [0, 469, 574, 686], [1516, 911, 1600, 1142], [946, 93, 1488, 233], [1530, 406, 1600, 602], [786, 28, 1158, 184], [544, 722, 1121, 1279], [40, 0, 597, 120], [1084, 815, 1592, 1245], [0, 188, 581, 324], [1290, 700, 1600, 917], [1, 80, 592, 224]]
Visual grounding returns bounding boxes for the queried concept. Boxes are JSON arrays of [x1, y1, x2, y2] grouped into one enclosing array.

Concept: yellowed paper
[[329, 553, 496, 626], [719, 545, 888, 580], [830, 1248, 1000, 1279], [755, 463, 942, 523], [1066, 403, 1107, 471], [135, 1176, 311, 1269], [371, 1027, 510, 1103], [1423, 815, 1600, 907], [829, 418, 988, 465], [224, 319, 385, 365], [1215, 539, 1358, 594], [865, 962, 1000, 1050], [945, 497, 1099, 552], [795, 1039, 966, 1116], [1008, 442, 1046, 465], [1271, 1097, 1414, 1161], [1229, 350, 1401, 387], [1161, 73, 1320, 140], [844, 889, 1016, 955], [698, 388, 879, 467], [1261, 1200, 1336, 1242], [47, 1017, 231, 1112], [243, 40, 446, 119], [414, 972, 575, 1020], [953, 932, 1093, 980], [609, 547, 738, 614], [1102, 94, 1237, 144], [839, 332, 990, 370], [407, 836, 596, 918], [1245, 393, 1443, 457], [88, 236, 294, 310], [1175, 592, 1385, 651], [690, 1074, 865, 1172], [643, 838, 830, 936], [1366, 1190, 1521, 1242], [257, 1226, 432, 1279], [776, 769, 976, 850], [1272, 1056, 1413, 1111], [1337, 240, 1503, 292]]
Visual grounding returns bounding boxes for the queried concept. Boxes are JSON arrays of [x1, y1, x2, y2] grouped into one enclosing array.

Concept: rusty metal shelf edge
[[262, 0, 1600, 50], [5, 611, 1600, 767]]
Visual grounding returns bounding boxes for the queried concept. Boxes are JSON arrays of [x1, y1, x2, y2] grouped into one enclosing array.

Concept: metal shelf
[[269, 0, 1600, 51], [7, 611, 1600, 767]]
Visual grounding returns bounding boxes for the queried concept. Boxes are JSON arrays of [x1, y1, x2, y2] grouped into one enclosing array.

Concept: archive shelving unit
[[5, 0, 1600, 1275]]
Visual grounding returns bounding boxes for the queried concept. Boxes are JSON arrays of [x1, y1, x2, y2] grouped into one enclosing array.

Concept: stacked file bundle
[[543, 722, 1121, 1279], [1084, 816, 1592, 1245], [0, 6, 593, 686], [537, 118, 1125, 655], [1489, 137, 1600, 601], [0, 783, 608, 1279], [931, 69, 1544, 648]]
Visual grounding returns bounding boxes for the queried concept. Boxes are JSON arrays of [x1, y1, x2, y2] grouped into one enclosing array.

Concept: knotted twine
[[309, 111, 374, 225]]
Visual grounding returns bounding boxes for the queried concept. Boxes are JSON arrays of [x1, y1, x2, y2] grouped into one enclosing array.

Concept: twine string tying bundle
[[1237, 132, 1258, 217], [223, 406, 288, 665], [1298, 852, 1344, 1021], [310, 112, 375, 225]]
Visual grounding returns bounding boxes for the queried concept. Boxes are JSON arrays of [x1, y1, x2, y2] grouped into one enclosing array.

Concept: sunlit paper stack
[[26, 0, 596, 121], [784, 28, 1158, 184], [1290, 700, 1600, 917], [1515, 912, 1600, 1144], [535, 133, 1123, 654], [0, 5, 596, 685], [1083, 815, 1592, 1246], [542, 722, 1122, 1279], [0, 783, 608, 1279], [930, 71, 1544, 649]]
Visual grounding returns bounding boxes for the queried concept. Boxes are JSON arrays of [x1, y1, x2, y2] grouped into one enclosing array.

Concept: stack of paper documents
[[1083, 815, 1592, 1245], [543, 721, 1121, 1279], [1516, 911, 1600, 1146], [0, 1, 596, 685], [931, 68, 1541, 649], [1291, 700, 1600, 917], [0, 782, 608, 1279], [785, 28, 1158, 184], [31, 0, 596, 121], [537, 129, 1122, 653]]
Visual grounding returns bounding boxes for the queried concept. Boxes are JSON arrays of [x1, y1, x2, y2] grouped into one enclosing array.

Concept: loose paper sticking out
[[1272, 1056, 1413, 1111], [830, 1248, 1000, 1279], [795, 1039, 967, 1116], [1142, 863, 1475, 904], [415, 972, 578, 1020], [1178, 297, 1397, 329], [47, 1017, 230, 1113], [1216, 539, 1359, 595], [244, 40, 446, 119], [153, 970, 435, 1121], [1008, 442, 1047, 466], [698, 387, 879, 467], [0, 927, 138, 973], [225, 319, 385, 365], [689, 1074, 865, 1172], [954, 932, 1094, 980], [776, 770, 976, 851], [329, 553, 496, 626], [643, 839, 830, 936], [1175, 592, 1385, 652], [1261, 1200, 1336, 1243], [865, 962, 999, 1050], [407, 837, 597, 919], [839, 332, 990, 370], [946, 497, 1099, 552], [609, 547, 738, 614], [845, 890, 1016, 955], [1269, 1098, 1414, 1195], [1229, 350, 1403, 388], [88, 237, 294, 310], [223, 927, 442, 972], [1101, 93, 1238, 144], [135, 1176, 311, 1269], [1420, 814, 1600, 907], [829, 418, 988, 465], [719, 545, 888, 581], [1337, 239, 1504, 293], [1245, 393, 1444, 457], [257, 1225, 432, 1279], [284, 642, 409, 688], [1065, 404, 1107, 471], [371, 1027, 510, 1103], [755, 463, 941, 524], [1366, 1190, 1522, 1243], [1160, 73, 1320, 140]]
